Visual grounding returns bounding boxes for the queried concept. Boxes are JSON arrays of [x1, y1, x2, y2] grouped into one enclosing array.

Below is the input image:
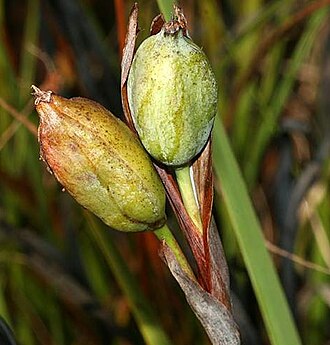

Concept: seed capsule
[[127, 10, 217, 166], [32, 86, 166, 232]]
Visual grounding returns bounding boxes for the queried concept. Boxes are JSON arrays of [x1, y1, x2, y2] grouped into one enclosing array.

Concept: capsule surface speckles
[[127, 18, 218, 166], [32, 86, 166, 232]]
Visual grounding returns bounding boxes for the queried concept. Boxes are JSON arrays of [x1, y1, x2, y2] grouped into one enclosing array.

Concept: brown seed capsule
[[32, 86, 166, 232]]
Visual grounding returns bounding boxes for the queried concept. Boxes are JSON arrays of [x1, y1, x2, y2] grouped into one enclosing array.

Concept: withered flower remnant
[[127, 8, 218, 166], [32, 86, 166, 232]]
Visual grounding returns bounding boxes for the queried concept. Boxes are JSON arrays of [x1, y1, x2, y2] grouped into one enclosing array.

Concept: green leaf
[[213, 117, 302, 345]]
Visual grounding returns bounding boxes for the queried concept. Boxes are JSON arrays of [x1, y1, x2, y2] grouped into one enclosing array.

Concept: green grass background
[[1, 0, 330, 344]]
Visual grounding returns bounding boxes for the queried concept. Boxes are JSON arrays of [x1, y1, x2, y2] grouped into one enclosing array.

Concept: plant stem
[[156, 0, 175, 21], [175, 166, 203, 233], [154, 223, 196, 280]]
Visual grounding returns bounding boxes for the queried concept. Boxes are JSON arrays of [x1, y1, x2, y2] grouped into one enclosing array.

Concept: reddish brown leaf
[[191, 132, 233, 311], [207, 219, 232, 310], [121, 3, 138, 89], [150, 14, 165, 35], [192, 139, 214, 294], [121, 3, 138, 130], [192, 138, 213, 234]]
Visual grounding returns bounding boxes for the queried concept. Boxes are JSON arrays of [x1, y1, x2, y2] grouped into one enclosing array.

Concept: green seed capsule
[[32, 86, 166, 232], [127, 16, 218, 166]]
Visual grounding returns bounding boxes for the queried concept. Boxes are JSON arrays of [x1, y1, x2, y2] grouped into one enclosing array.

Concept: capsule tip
[[31, 85, 53, 105], [163, 5, 187, 35]]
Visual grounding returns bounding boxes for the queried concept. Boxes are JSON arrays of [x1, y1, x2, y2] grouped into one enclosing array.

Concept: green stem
[[86, 214, 172, 345], [154, 223, 196, 281], [156, 0, 175, 21], [175, 166, 203, 233]]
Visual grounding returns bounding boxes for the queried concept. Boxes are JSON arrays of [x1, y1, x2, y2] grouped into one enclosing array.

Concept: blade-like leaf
[[213, 117, 301, 345]]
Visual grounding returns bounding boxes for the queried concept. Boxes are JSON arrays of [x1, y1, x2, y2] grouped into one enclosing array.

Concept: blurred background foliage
[[0, 0, 330, 344]]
